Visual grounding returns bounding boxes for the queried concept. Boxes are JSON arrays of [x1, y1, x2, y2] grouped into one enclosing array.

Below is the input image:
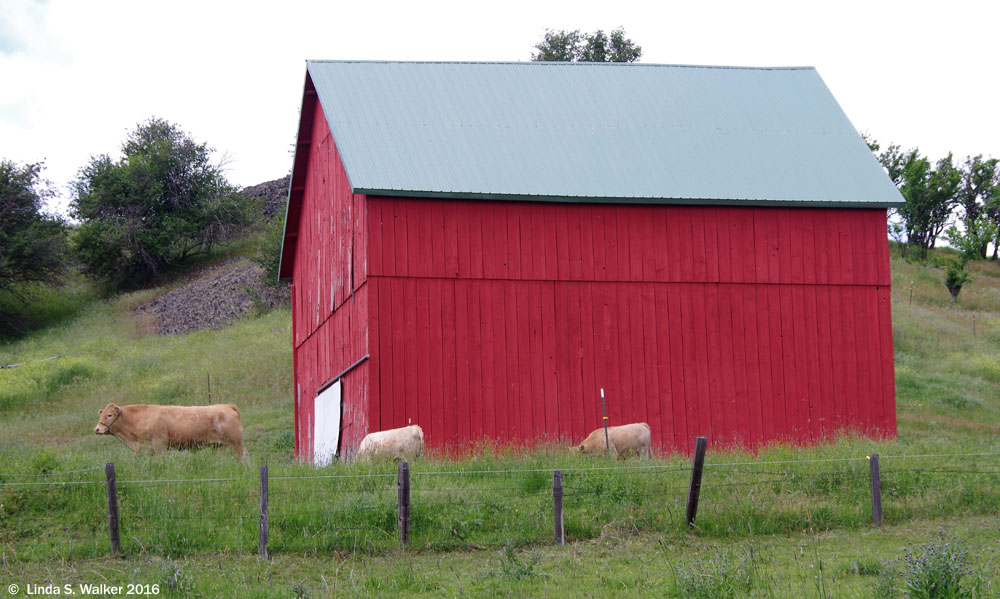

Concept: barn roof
[[297, 60, 902, 207]]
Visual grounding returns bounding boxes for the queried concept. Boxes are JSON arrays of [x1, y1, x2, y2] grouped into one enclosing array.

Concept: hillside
[[2, 246, 1000, 596]]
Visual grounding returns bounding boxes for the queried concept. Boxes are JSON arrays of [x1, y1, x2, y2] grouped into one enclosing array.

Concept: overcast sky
[[2, 0, 998, 214]]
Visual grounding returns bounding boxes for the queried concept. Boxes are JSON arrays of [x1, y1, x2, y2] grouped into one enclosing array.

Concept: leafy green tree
[[71, 118, 256, 291], [868, 137, 959, 260], [954, 155, 1000, 258], [532, 27, 642, 63], [0, 160, 67, 298], [944, 214, 998, 262]]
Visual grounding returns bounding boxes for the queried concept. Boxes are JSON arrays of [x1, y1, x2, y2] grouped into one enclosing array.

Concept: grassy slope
[[2, 246, 1000, 597]]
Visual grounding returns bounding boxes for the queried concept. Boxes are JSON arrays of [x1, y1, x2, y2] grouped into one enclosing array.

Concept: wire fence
[[1, 448, 997, 562]]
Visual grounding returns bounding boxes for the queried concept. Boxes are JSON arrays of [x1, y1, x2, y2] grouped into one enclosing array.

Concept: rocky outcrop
[[134, 258, 288, 335], [242, 175, 290, 221]]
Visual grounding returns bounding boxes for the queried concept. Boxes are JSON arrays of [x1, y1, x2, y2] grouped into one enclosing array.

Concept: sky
[[2, 0, 998, 215]]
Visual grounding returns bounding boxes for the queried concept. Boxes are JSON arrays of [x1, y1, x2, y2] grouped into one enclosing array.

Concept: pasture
[[2, 245, 1000, 597]]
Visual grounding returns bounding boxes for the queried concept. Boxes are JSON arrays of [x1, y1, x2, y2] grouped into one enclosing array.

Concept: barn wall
[[366, 198, 895, 453], [291, 100, 370, 461]]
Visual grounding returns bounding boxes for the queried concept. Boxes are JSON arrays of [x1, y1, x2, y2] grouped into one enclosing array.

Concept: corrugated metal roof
[[304, 60, 902, 207]]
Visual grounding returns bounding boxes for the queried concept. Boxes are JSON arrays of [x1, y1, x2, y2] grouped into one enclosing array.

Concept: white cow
[[355, 425, 424, 461]]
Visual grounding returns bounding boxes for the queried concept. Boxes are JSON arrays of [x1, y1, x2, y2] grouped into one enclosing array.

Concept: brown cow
[[573, 422, 652, 458], [94, 403, 248, 460]]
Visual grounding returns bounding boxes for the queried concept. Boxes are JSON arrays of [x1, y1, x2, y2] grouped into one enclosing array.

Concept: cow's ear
[[115, 406, 122, 416], [98, 409, 102, 416]]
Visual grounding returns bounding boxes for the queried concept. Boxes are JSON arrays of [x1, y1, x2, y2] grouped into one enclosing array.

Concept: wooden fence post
[[685, 436, 708, 527], [869, 454, 882, 527], [104, 462, 121, 556], [259, 465, 269, 558], [397, 461, 410, 546], [553, 470, 564, 545]]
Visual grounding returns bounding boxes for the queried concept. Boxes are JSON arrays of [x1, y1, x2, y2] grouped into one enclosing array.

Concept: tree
[[0, 160, 67, 294], [867, 137, 958, 260], [71, 118, 256, 291], [954, 155, 1000, 258], [532, 27, 642, 63], [944, 213, 998, 262]]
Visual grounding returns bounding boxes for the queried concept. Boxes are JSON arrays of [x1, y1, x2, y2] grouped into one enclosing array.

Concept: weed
[[898, 536, 985, 599], [668, 542, 771, 598], [493, 541, 542, 581], [158, 558, 194, 596]]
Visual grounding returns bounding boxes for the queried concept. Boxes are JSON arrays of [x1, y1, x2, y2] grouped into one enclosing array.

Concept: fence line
[[2, 450, 995, 487]]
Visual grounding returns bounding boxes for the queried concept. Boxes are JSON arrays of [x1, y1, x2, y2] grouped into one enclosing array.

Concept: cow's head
[[94, 403, 122, 435]]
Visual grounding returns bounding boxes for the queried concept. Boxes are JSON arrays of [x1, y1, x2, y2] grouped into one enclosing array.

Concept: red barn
[[279, 61, 903, 463]]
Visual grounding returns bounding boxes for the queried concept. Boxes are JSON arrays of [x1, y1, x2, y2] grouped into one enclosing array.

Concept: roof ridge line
[[305, 59, 815, 71]]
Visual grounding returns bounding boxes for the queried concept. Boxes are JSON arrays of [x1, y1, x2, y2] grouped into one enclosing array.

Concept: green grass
[[3, 247, 1000, 596]]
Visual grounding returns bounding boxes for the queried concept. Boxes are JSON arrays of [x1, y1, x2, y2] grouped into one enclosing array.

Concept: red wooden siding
[[291, 101, 370, 460], [365, 198, 895, 454]]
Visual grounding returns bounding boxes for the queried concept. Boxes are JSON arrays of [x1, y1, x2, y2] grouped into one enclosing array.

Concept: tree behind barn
[[0, 160, 68, 331], [532, 27, 641, 63], [71, 118, 256, 291]]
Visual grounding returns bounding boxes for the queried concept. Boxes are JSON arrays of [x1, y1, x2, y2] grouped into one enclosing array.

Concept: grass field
[[2, 245, 1000, 597]]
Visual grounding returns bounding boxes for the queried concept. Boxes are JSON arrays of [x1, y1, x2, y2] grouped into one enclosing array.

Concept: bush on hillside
[[0, 160, 69, 333], [71, 118, 258, 292]]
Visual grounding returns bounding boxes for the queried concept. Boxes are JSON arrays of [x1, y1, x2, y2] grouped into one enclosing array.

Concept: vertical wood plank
[[441, 279, 458, 447], [640, 282, 662, 445], [703, 208, 720, 283], [527, 282, 546, 442], [667, 283, 689, 451], [515, 279, 536, 442], [468, 281, 485, 441], [753, 286, 775, 443], [507, 204, 523, 281], [716, 284, 738, 446], [592, 206, 608, 281], [402, 279, 418, 428], [429, 279, 445, 447], [541, 282, 559, 439], [479, 280, 498, 440], [778, 285, 798, 440], [580, 205, 596, 281], [454, 280, 472, 444], [579, 282, 599, 435], [566, 283, 586, 441], [504, 281, 522, 441], [555, 205, 571, 281], [703, 284, 724, 442], [790, 285, 810, 440], [877, 286, 897, 436], [653, 285, 674, 450]]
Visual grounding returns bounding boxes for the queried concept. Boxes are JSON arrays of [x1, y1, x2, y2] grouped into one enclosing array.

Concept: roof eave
[[278, 71, 319, 283], [358, 188, 905, 209]]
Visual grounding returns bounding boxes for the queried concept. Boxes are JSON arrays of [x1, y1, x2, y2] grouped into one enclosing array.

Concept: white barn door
[[313, 380, 342, 466]]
